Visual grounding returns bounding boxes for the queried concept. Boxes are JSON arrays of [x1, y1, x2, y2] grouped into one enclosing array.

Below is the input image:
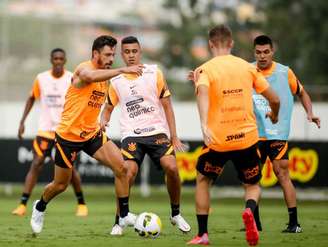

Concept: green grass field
[[0, 185, 327, 247]]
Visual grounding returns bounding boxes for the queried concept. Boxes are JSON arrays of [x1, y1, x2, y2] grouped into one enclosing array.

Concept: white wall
[[0, 101, 327, 140]]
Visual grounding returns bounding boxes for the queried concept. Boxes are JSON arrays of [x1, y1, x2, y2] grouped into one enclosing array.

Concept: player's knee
[[244, 182, 260, 191], [114, 164, 128, 178], [32, 156, 44, 167], [164, 164, 179, 177], [54, 182, 69, 193], [274, 167, 289, 182], [127, 168, 137, 182], [30, 158, 44, 172]]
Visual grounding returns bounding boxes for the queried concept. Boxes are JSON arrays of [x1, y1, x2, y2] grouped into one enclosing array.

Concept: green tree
[[159, 0, 216, 70], [257, 0, 328, 86]]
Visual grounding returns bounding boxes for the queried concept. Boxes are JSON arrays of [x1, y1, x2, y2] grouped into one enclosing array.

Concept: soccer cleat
[[110, 224, 123, 235], [12, 204, 27, 216], [187, 233, 209, 245], [240, 221, 262, 232], [119, 212, 137, 228], [242, 208, 259, 246], [76, 204, 88, 217], [170, 214, 191, 233], [30, 200, 45, 234], [282, 224, 302, 233]]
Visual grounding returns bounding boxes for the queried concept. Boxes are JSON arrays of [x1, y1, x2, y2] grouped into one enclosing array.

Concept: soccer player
[[252, 35, 321, 233], [100, 36, 191, 235], [12, 48, 88, 217], [186, 25, 280, 246], [30, 35, 144, 234]]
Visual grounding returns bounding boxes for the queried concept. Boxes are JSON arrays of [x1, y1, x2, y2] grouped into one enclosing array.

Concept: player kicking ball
[[101, 36, 191, 235]]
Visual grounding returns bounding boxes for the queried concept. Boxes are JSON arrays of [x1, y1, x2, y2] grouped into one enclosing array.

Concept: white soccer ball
[[134, 212, 162, 238]]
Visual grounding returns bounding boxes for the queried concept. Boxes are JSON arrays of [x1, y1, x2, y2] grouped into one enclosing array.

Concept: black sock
[[114, 214, 119, 225], [171, 203, 180, 217], [118, 197, 129, 218], [35, 196, 48, 212], [288, 207, 298, 226], [197, 214, 208, 236], [20, 193, 30, 205], [253, 205, 262, 231], [245, 199, 257, 214], [75, 191, 86, 205]]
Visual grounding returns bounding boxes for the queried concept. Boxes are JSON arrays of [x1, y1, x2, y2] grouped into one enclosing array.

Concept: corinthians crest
[[128, 142, 137, 152]]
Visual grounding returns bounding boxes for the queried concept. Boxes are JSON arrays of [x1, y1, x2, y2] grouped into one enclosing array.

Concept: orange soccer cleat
[[76, 204, 88, 217], [187, 233, 210, 245], [12, 204, 27, 216]]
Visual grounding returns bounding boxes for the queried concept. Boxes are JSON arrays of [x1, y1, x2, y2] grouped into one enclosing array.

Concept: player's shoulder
[[75, 60, 94, 71], [36, 70, 51, 79], [229, 55, 252, 67], [64, 70, 73, 77], [195, 59, 212, 73], [110, 74, 125, 84], [143, 64, 158, 74], [271, 61, 289, 73]]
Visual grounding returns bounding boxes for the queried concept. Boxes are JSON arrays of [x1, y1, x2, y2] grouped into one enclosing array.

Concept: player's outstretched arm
[[100, 103, 114, 131], [298, 89, 321, 128], [161, 97, 187, 152], [72, 64, 144, 87], [18, 95, 35, 140], [260, 87, 280, 124]]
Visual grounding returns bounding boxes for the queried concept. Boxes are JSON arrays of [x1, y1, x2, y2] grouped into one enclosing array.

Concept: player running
[[12, 48, 88, 217], [101, 36, 191, 235], [251, 35, 321, 233], [30, 35, 143, 234], [187, 25, 280, 246]]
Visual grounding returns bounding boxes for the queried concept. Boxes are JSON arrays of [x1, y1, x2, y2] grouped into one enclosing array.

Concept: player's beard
[[97, 58, 112, 69]]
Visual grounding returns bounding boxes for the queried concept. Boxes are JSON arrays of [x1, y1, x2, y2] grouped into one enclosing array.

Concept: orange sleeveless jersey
[[196, 55, 269, 152], [56, 61, 108, 142]]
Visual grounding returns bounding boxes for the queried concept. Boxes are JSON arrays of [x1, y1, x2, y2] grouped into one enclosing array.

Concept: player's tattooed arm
[[72, 64, 144, 87]]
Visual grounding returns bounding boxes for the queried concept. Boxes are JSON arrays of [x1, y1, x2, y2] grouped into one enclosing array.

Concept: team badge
[[128, 142, 137, 152]]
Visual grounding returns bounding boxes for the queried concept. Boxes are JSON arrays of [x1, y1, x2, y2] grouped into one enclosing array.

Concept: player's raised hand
[[171, 136, 188, 152], [307, 114, 321, 128], [187, 70, 195, 82], [265, 111, 278, 124], [122, 64, 145, 76], [18, 122, 25, 140]]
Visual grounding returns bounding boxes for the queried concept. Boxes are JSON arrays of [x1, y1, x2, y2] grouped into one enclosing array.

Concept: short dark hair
[[121, 36, 140, 45], [254, 35, 273, 48], [51, 48, 65, 57], [209, 25, 232, 47], [92, 35, 117, 52]]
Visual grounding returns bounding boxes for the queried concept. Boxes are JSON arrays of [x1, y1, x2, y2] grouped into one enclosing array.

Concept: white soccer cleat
[[170, 214, 191, 233], [30, 200, 45, 234], [119, 212, 137, 227], [110, 224, 123, 235]]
